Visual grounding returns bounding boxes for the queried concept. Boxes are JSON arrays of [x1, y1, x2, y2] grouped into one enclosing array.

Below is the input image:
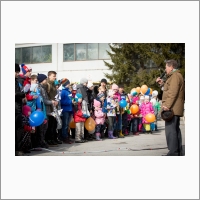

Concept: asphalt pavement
[[29, 119, 185, 156]]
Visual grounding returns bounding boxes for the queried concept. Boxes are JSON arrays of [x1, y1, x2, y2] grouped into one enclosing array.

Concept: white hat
[[140, 96, 144, 100], [87, 82, 94, 88], [152, 90, 158, 97], [72, 84, 77, 90], [144, 95, 149, 99]]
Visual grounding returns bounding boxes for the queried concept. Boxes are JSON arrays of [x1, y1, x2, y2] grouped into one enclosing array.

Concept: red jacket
[[26, 91, 34, 101], [74, 102, 86, 123]]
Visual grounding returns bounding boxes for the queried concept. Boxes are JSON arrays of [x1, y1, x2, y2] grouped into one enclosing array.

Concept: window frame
[[15, 45, 52, 64], [63, 43, 111, 62]]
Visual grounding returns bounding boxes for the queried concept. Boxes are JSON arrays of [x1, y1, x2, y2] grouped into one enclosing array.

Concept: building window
[[15, 45, 52, 64], [99, 43, 110, 59], [63, 43, 111, 62], [63, 44, 74, 61], [87, 43, 98, 60], [76, 43, 87, 61], [15, 48, 21, 64]]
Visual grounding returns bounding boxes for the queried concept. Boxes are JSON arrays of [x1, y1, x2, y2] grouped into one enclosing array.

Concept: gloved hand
[[83, 114, 88, 118]]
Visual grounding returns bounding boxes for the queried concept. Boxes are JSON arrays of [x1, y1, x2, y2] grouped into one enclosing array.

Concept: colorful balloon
[[140, 85, 148, 94], [69, 118, 76, 128], [130, 105, 139, 114], [136, 87, 141, 94], [29, 110, 45, 127], [145, 88, 150, 95], [85, 117, 96, 131], [145, 113, 156, 123], [119, 99, 127, 108], [149, 88, 153, 95], [131, 91, 138, 96]]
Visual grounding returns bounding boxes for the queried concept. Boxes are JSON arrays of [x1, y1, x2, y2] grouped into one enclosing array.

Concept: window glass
[[32, 46, 41, 63], [15, 48, 21, 64], [87, 43, 98, 60], [76, 43, 86, 60], [41, 45, 52, 62], [22, 47, 31, 64], [64, 44, 74, 61], [99, 43, 110, 59]]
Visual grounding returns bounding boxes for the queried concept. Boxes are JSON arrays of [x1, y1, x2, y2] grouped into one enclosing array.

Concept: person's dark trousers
[[131, 118, 139, 133], [71, 128, 75, 139], [122, 112, 128, 133], [61, 112, 72, 140], [36, 121, 48, 147], [165, 115, 182, 156], [100, 124, 106, 138], [46, 116, 57, 141], [84, 127, 89, 140], [15, 114, 23, 151]]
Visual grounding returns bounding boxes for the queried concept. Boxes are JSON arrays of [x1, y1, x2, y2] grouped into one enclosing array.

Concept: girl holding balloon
[[106, 89, 118, 139], [140, 95, 154, 133]]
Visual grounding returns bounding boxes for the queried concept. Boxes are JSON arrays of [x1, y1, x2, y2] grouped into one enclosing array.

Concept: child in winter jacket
[[112, 84, 124, 138], [73, 93, 89, 143], [93, 99, 105, 141], [130, 96, 140, 136], [60, 78, 73, 144], [150, 90, 160, 131], [26, 75, 41, 112], [140, 95, 154, 133], [106, 90, 117, 139], [21, 105, 34, 153]]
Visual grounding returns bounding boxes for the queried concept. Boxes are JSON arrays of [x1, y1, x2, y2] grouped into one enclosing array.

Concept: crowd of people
[[15, 62, 163, 156]]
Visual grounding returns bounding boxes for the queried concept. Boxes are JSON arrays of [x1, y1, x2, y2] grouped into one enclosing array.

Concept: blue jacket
[[60, 87, 72, 112]]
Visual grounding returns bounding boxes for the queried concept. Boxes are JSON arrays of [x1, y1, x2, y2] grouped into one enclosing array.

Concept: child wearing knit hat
[[93, 99, 105, 141], [111, 83, 124, 138], [60, 78, 73, 144], [73, 93, 90, 143]]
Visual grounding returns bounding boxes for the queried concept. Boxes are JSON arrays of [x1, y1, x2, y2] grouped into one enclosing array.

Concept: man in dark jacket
[[46, 71, 62, 145], [37, 74, 57, 148], [15, 63, 25, 156], [156, 59, 184, 156]]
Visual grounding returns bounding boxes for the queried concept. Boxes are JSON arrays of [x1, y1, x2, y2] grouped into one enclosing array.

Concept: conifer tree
[[104, 43, 185, 93]]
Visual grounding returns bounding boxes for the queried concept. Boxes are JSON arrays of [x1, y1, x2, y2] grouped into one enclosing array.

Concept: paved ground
[[29, 120, 185, 156]]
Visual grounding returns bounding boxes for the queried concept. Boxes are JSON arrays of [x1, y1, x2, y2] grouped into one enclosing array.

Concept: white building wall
[[15, 43, 113, 83]]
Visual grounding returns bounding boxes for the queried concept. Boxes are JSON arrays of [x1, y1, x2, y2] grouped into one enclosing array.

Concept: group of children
[[15, 63, 161, 155]]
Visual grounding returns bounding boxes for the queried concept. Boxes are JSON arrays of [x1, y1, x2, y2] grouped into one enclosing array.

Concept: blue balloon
[[145, 88, 150, 95], [119, 100, 127, 108], [29, 110, 45, 127]]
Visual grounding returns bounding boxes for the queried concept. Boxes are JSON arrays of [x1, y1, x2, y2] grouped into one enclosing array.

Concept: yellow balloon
[[141, 85, 148, 94]]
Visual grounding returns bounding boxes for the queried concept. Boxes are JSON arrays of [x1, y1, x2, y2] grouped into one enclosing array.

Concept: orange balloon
[[69, 118, 76, 128], [140, 85, 148, 94], [145, 113, 156, 123], [85, 117, 96, 131], [130, 104, 139, 114], [136, 87, 140, 94], [131, 88, 136, 94]]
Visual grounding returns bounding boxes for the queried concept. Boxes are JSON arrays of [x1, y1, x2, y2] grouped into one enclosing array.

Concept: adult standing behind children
[[156, 59, 184, 156], [46, 71, 62, 145], [15, 63, 25, 156], [99, 78, 108, 98]]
